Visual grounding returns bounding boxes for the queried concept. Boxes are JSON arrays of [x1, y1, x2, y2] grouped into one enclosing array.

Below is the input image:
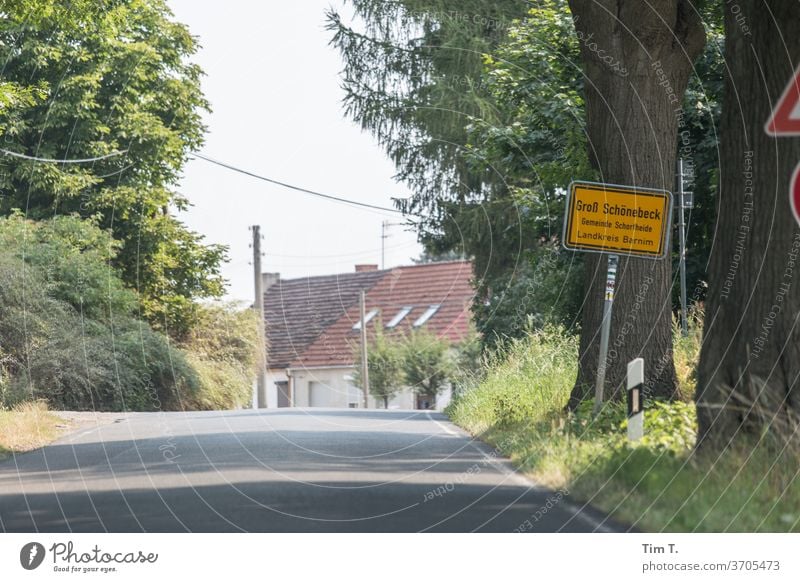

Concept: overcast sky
[[167, 0, 421, 304]]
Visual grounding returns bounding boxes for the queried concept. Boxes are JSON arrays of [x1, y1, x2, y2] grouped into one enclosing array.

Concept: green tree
[[327, 0, 529, 212], [465, 1, 723, 346], [330, 1, 723, 351], [353, 328, 405, 409], [564, 0, 705, 406], [0, 0, 224, 338], [327, 0, 530, 277], [696, 0, 800, 448], [401, 330, 455, 406]]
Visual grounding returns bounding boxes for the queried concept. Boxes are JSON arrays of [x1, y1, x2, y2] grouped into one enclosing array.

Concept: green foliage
[[0, 0, 225, 338], [0, 219, 199, 410], [673, 308, 704, 399], [0, 215, 253, 412], [639, 400, 697, 453], [447, 325, 577, 428], [450, 327, 484, 391], [401, 329, 455, 399], [353, 327, 406, 408], [331, 0, 724, 344], [0, 211, 136, 321], [327, 0, 529, 215], [473, 242, 584, 348], [448, 313, 799, 531], [672, 5, 724, 308], [180, 304, 261, 410]]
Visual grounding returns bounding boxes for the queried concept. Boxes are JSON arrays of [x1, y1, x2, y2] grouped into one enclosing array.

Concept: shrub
[[401, 329, 455, 401], [178, 303, 260, 410], [0, 215, 199, 411], [353, 326, 405, 409]]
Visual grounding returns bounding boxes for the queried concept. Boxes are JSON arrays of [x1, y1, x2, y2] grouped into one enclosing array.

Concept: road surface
[[0, 408, 622, 532]]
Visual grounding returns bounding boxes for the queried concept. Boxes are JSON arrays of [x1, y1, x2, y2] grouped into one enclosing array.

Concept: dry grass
[[0, 401, 63, 460]]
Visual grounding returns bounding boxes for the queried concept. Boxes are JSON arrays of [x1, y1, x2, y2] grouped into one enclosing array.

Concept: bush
[[0, 212, 137, 321], [179, 303, 260, 410], [0, 215, 247, 411], [401, 329, 455, 401]]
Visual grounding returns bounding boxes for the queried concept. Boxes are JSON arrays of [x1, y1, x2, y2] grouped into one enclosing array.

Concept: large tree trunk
[[567, 1, 705, 408], [696, 1, 800, 447]]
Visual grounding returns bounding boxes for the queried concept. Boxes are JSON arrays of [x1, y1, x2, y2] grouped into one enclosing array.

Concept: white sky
[[167, 0, 421, 303]]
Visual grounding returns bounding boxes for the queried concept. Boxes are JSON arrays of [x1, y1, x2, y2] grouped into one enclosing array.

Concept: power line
[[0, 148, 128, 163], [192, 152, 411, 216]]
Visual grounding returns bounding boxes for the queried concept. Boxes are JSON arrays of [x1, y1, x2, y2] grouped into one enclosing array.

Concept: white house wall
[[264, 366, 450, 410]]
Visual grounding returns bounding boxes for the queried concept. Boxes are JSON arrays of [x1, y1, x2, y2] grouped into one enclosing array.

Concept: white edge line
[[426, 412, 616, 533]]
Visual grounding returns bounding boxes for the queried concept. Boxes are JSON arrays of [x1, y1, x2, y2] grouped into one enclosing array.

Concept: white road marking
[[426, 411, 616, 533]]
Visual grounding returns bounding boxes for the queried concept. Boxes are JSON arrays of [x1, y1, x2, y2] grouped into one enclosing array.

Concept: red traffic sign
[[792, 163, 800, 227], [766, 65, 800, 136]]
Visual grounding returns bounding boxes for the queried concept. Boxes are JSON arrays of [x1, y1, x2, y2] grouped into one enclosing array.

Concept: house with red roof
[[261, 260, 475, 409]]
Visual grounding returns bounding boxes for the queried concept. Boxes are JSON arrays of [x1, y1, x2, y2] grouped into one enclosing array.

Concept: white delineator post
[[627, 358, 644, 441]]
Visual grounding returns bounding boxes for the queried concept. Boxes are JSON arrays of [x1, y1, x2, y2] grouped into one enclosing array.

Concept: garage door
[[309, 381, 332, 407]]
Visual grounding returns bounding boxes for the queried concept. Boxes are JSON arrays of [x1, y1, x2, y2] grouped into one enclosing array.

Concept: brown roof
[[291, 260, 475, 369], [263, 270, 386, 369]]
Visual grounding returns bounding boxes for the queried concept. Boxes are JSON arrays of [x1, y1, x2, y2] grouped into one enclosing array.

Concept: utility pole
[[252, 225, 268, 409], [359, 290, 370, 408], [381, 220, 389, 270], [677, 159, 692, 337], [381, 220, 404, 270]]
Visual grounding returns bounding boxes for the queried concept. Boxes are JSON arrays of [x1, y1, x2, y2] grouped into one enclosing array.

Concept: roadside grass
[[447, 324, 800, 532], [0, 401, 63, 461]]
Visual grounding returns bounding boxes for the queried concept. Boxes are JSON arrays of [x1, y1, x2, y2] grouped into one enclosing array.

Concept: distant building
[[261, 261, 475, 410]]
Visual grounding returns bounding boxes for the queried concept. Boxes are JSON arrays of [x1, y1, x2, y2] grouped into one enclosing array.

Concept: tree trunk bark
[[567, 0, 705, 408], [696, 0, 800, 447], [384, 396, 389, 409]]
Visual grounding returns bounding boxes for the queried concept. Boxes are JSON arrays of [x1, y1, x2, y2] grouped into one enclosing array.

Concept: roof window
[[352, 309, 379, 330], [413, 305, 440, 327], [386, 306, 413, 329]]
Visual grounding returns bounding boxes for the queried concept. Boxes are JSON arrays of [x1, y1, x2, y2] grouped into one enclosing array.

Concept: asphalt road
[[0, 408, 622, 532]]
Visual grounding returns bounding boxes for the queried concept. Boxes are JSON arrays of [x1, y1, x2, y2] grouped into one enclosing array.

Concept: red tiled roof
[[263, 270, 386, 369], [292, 261, 475, 369]]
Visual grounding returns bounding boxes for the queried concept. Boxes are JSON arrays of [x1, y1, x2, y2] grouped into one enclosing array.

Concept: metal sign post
[[677, 159, 690, 337], [593, 254, 618, 417]]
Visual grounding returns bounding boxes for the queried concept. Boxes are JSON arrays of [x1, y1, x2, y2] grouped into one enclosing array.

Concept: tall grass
[[448, 325, 577, 430], [673, 308, 703, 400], [447, 318, 800, 532]]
